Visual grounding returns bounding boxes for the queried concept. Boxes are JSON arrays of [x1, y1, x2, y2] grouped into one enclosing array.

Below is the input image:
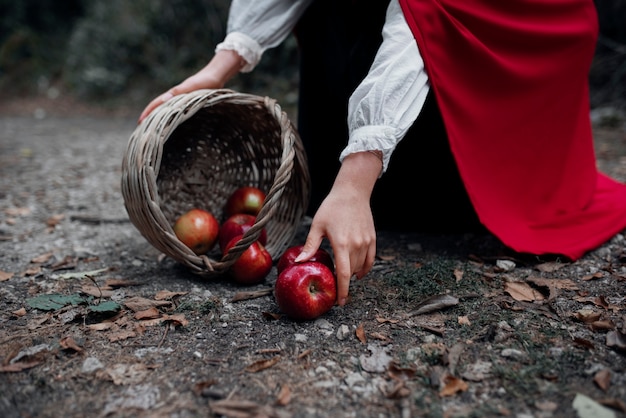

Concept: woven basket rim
[[120, 88, 310, 276]]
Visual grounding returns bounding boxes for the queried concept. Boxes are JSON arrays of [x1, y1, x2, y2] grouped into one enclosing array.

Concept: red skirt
[[398, 0, 626, 260]]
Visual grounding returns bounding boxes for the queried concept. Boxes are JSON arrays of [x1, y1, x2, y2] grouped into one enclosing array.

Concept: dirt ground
[[1, 96, 626, 418]]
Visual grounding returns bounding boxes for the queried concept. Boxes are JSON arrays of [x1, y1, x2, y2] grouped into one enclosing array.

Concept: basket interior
[[157, 103, 283, 227]]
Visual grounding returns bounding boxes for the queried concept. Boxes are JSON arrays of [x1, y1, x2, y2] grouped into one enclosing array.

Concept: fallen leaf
[[210, 399, 280, 418], [231, 288, 273, 302], [12, 307, 26, 317], [22, 266, 41, 277], [46, 214, 65, 227], [5, 207, 31, 216], [582, 272, 604, 281], [375, 317, 399, 324], [606, 330, 626, 351], [504, 281, 545, 302], [407, 294, 459, 317], [124, 296, 171, 312], [594, 369, 611, 391], [245, 355, 280, 372], [54, 267, 110, 280], [31, 251, 54, 264], [0, 360, 42, 373], [81, 285, 114, 298], [275, 384, 291, 406], [108, 330, 137, 342], [356, 323, 367, 344], [155, 290, 188, 300], [454, 269, 464, 282], [458, 316, 471, 325], [134, 307, 161, 320], [0, 271, 14, 282], [535, 261, 567, 272], [60, 336, 84, 353], [439, 374, 468, 397]]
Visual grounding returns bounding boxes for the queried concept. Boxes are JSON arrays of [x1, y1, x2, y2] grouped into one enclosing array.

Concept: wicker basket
[[121, 89, 310, 277]]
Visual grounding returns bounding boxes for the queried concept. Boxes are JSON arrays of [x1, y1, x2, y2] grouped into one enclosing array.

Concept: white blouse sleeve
[[340, 0, 430, 175], [215, 0, 314, 72]]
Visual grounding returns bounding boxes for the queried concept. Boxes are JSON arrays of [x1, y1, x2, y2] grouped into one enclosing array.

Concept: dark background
[[0, 0, 624, 112]]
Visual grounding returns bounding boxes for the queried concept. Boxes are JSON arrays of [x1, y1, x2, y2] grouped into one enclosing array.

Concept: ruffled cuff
[[339, 125, 400, 175], [215, 32, 263, 73]]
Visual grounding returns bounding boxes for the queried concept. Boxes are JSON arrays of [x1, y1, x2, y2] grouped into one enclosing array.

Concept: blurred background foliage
[[0, 0, 624, 112]]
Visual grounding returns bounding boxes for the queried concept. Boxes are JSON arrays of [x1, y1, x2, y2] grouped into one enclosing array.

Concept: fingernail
[[338, 298, 346, 306], [294, 251, 308, 263], [162, 92, 173, 102]]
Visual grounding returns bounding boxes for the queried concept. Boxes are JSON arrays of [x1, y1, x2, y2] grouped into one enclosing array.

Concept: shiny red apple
[[219, 213, 267, 254], [224, 234, 273, 285], [276, 245, 334, 274], [173, 208, 220, 255], [224, 186, 266, 217], [274, 261, 337, 321]]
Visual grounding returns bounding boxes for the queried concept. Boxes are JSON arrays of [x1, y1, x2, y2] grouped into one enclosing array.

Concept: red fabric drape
[[398, 0, 626, 259]]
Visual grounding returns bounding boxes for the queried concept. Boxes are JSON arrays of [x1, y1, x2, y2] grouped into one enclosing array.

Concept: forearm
[[331, 151, 382, 200]]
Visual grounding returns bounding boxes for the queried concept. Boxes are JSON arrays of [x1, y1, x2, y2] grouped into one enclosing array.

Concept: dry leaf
[[606, 330, 626, 351], [375, 317, 399, 324], [369, 332, 391, 342], [5, 207, 31, 216], [108, 330, 137, 342], [439, 374, 468, 397], [275, 384, 291, 406], [31, 251, 54, 264], [575, 309, 601, 323], [0, 360, 42, 373], [210, 399, 280, 418], [504, 281, 545, 302], [535, 261, 567, 272], [582, 272, 604, 281], [245, 355, 280, 372], [155, 290, 189, 300], [134, 307, 161, 320], [231, 288, 273, 302], [22, 266, 42, 277], [0, 271, 14, 282], [81, 285, 114, 298], [88, 322, 114, 331], [123, 296, 171, 312], [46, 214, 65, 227], [593, 369, 611, 391], [458, 316, 471, 325], [356, 323, 367, 344], [60, 336, 84, 353], [407, 294, 460, 316], [454, 269, 464, 282], [12, 307, 26, 317]]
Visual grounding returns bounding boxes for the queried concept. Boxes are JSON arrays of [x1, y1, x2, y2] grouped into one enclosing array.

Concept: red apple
[[173, 208, 220, 255], [274, 261, 337, 321], [224, 234, 273, 285], [276, 245, 334, 274], [224, 186, 266, 217], [219, 213, 267, 254]]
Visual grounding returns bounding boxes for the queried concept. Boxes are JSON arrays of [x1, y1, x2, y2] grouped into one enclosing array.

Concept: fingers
[[138, 90, 174, 123], [294, 227, 324, 263]]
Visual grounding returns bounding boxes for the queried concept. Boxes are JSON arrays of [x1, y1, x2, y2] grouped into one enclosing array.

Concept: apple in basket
[[274, 261, 337, 321], [224, 234, 273, 285], [173, 208, 220, 255], [276, 245, 334, 275], [224, 186, 266, 217], [219, 213, 267, 254]]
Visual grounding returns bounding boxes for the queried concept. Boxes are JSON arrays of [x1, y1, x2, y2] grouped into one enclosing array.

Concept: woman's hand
[[138, 49, 245, 123], [295, 151, 382, 306]]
